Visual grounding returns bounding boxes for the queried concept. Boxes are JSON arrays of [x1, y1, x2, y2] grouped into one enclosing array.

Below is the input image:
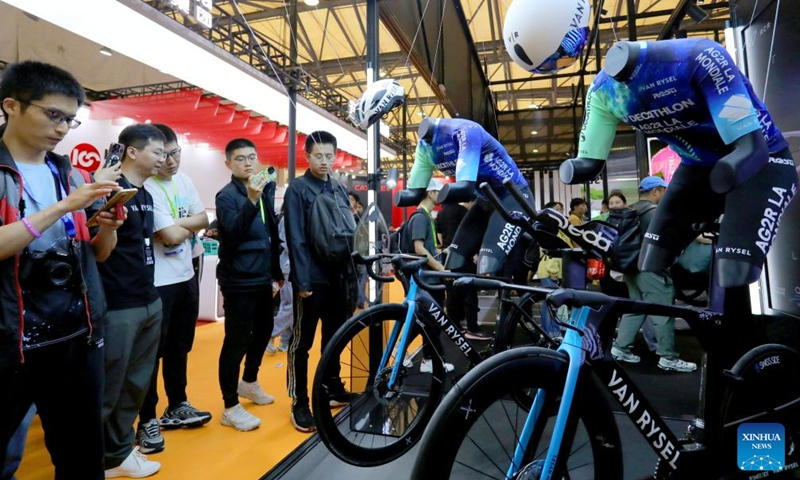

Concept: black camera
[[20, 248, 79, 289]]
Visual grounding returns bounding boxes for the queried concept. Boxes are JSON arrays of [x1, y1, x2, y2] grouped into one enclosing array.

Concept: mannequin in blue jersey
[[395, 117, 534, 277], [560, 38, 797, 289]]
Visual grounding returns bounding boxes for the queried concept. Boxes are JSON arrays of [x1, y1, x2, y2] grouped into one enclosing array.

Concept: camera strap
[[44, 158, 77, 239]]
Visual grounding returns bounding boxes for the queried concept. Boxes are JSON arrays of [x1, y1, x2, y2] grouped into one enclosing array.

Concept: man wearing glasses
[[214, 138, 282, 432], [0, 61, 124, 479], [138, 124, 211, 453], [99, 124, 166, 478]]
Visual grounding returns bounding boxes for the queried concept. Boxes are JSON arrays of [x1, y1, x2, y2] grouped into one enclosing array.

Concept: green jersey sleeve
[[407, 142, 435, 190], [577, 85, 620, 160]]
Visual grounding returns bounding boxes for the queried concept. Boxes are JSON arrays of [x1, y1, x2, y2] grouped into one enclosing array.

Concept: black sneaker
[[328, 389, 357, 408], [291, 404, 316, 433], [136, 419, 165, 454], [464, 329, 493, 341], [159, 401, 213, 429]]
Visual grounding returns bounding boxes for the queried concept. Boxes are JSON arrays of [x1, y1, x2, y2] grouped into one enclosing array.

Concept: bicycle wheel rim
[[312, 304, 445, 466]]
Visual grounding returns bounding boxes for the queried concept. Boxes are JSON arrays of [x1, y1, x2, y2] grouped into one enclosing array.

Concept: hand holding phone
[[86, 188, 138, 227]]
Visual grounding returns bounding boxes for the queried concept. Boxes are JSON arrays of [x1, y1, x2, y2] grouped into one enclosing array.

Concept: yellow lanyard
[[154, 178, 179, 218], [420, 205, 438, 249], [258, 197, 265, 224]]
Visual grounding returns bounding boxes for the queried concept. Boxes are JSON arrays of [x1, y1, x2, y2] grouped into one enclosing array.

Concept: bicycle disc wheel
[[718, 344, 800, 479], [494, 292, 551, 354], [312, 303, 445, 467], [412, 347, 623, 480]]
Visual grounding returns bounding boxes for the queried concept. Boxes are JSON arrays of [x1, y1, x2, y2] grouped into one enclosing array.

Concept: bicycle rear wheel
[[718, 344, 800, 478], [412, 347, 623, 480], [312, 303, 445, 467]]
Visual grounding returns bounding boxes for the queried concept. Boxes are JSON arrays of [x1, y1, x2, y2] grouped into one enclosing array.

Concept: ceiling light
[[99, 46, 112, 56], [531, 130, 538, 135], [528, 103, 539, 109], [304, 0, 320, 5], [533, 149, 539, 153]]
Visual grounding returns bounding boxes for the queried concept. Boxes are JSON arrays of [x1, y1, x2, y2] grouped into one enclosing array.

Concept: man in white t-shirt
[[138, 124, 211, 452]]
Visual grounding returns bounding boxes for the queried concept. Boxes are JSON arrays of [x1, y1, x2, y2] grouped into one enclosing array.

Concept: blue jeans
[[272, 280, 293, 344], [356, 265, 368, 307], [2, 404, 36, 480]]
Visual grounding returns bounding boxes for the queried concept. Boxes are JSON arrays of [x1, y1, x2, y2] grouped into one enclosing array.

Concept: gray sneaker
[[611, 346, 641, 364], [658, 357, 697, 372], [136, 419, 164, 454], [159, 401, 212, 429]]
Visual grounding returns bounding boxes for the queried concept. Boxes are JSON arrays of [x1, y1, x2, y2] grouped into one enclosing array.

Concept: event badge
[[144, 238, 155, 266]]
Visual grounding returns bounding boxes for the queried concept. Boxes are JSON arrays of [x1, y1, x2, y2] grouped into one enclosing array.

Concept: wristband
[[21, 218, 42, 239]]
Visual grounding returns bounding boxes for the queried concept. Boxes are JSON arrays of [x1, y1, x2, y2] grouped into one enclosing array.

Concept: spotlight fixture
[[304, 0, 320, 6], [386, 168, 399, 189], [99, 46, 113, 56]]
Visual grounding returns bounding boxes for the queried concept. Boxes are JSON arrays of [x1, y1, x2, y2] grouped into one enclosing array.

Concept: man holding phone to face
[[139, 124, 211, 447], [215, 138, 282, 432], [98, 124, 165, 478]]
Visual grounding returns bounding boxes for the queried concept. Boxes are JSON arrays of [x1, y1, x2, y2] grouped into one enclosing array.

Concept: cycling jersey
[[579, 38, 788, 165], [407, 118, 528, 197]]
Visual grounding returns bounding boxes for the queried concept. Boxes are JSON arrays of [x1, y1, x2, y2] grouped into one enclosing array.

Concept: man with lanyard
[[215, 138, 283, 432], [560, 38, 797, 290], [0, 61, 123, 480], [99, 124, 166, 478], [396, 117, 534, 277], [138, 124, 211, 453]]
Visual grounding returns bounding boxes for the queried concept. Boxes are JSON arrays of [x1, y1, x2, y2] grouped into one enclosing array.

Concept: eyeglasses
[[233, 154, 258, 163], [20, 101, 81, 129], [166, 147, 182, 159], [134, 146, 167, 161]]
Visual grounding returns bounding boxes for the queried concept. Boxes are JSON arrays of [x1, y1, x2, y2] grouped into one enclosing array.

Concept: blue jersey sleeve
[[453, 122, 483, 183], [692, 40, 761, 145]]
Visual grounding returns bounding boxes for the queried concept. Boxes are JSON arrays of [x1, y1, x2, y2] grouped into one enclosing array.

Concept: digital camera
[[20, 248, 79, 289]]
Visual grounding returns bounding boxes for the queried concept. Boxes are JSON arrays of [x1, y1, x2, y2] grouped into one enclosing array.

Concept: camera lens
[[49, 262, 73, 287]]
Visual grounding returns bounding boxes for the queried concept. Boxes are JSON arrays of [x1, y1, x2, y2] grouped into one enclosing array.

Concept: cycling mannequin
[[560, 38, 797, 288], [395, 117, 533, 275]]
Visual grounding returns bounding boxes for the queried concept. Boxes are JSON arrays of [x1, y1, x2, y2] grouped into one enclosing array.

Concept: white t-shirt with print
[[144, 172, 205, 287]]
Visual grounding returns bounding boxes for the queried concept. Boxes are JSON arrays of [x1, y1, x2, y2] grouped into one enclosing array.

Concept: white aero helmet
[[352, 79, 405, 130], [503, 0, 590, 74]]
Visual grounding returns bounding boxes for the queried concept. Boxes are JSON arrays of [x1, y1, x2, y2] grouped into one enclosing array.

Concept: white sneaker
[[611, 346, 641, 364], [402, 355, 413, 368], [658, 357, 697, 372], [237, 380, 275, 405], [420, 358, 454, 374], [105, 447, 160, 478], [221, 404, 261, 431]]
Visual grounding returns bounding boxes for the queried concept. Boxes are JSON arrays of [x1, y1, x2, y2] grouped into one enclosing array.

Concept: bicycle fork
[[507, 307, 589, 480]]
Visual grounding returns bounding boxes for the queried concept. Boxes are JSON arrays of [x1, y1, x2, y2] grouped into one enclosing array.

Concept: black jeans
[[287, 279, 348, 405], [140, 275, 200, 421], [218, 287, 274, 408], [0, 336, 104, 480]]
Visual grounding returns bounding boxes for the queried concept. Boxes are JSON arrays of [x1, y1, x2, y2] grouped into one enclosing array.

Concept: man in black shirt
[[99, 124, 165, 477]]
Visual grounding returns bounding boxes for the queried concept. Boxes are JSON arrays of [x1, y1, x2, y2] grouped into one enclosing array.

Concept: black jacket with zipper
[[215, 176, 283, 292], [284, 170, 352, 292]]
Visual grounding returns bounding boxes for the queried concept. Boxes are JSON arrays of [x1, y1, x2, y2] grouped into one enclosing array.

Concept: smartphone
[[86, 188, 138, 227], [103, 143, 125, 169]]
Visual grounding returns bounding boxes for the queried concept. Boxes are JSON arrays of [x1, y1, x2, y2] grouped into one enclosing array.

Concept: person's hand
[[93, 162, 122, 182], [247, 172, 268, 203], [95, 207, 126, 231], [299, 290, 313, 298], [63, 181, 119, 212]]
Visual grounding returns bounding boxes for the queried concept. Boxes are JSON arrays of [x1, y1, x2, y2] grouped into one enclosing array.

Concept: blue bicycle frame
[[377, 277, 420, 389]]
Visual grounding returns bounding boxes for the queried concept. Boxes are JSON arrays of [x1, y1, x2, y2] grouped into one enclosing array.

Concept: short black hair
[[225, 138, 256, 160], [569, 197, 586, 211], [0, 61, 85, 122], [348, 191, 361, 204], [305, 131, 337, 154], [543, 201, 560, 209], [151, 124, 178, 144], [118, 124, 166, 161], [608, 191, 627, 205]]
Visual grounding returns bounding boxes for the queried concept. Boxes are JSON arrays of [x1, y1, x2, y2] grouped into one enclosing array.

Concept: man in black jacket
[[285, 131, 355, 433], [215, 138, 283, 432]]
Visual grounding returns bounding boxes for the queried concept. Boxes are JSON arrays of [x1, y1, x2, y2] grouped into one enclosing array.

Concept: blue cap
[[639, 176, 668, 192]]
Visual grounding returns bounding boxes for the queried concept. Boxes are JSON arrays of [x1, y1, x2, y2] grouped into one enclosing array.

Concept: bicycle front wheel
[[412, 347, 623, 480], [312, 303, 445, 467]]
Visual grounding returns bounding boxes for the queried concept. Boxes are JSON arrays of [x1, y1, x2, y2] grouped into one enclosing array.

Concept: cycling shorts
[[445, 186, 534, 276], [643, 149, 797, 271]]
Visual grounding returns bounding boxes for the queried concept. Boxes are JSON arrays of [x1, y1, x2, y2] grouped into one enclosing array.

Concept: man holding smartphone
[[215, 138, 282, 432], [98, 124, 165, 478]]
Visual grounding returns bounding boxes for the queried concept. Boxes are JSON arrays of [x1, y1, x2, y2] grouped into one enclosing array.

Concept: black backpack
[[307, 180, 357, 265], [389, 210, 425, 254], [603, 203, 657, 273]]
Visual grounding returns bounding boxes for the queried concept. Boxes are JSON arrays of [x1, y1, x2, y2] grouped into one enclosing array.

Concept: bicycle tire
[[717, 343, 800, 479], [493, 291, 551, 354], [312, 303, 445, 467], [412, 346, 623, 480]]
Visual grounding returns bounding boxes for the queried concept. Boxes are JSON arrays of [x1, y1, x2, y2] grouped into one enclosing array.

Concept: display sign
[[168, 0, 213, 29], [70, 143, 102, 172]]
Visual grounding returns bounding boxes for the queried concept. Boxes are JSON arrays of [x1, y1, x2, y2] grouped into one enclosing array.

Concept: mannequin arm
[[394, 188, 426, 207], [437, 180, 475, 204], [710, 130, 769, 194], [559, 158, 605, 184]]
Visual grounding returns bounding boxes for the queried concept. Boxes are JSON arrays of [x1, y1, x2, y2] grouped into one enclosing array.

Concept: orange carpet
[[16, 283, 403, 479]]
